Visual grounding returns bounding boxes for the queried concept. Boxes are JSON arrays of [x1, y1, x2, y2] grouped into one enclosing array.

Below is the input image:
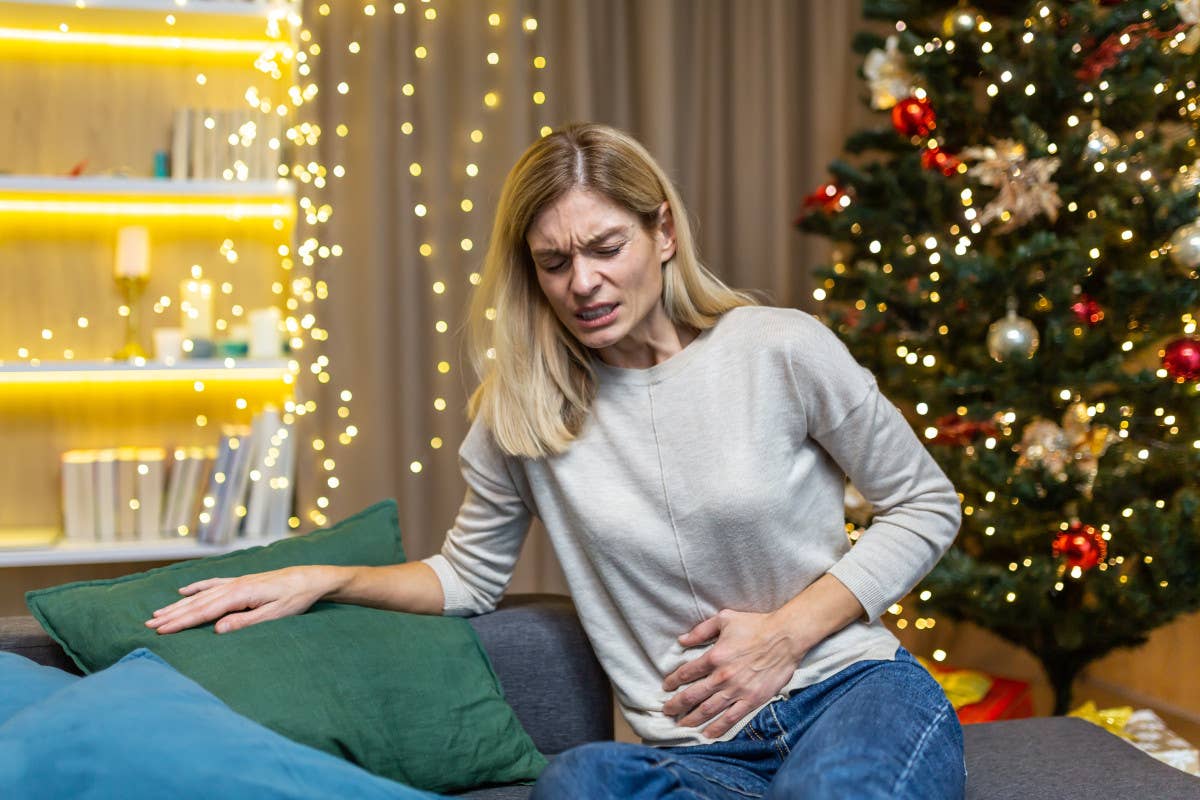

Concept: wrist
[[310, 565, 354, 601], [767, 605, 821, 663]]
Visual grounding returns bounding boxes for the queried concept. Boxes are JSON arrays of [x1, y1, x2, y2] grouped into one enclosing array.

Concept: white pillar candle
[[114, 226, 151, 279], [180, 279, 214, 340], [248, 306, 283, 359], [152, 327, 185, 363]]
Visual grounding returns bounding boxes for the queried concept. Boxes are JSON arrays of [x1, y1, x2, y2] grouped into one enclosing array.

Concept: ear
[[657, 201, 677, 264]]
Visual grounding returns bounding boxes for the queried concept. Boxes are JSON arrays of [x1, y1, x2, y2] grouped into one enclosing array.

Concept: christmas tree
[[797, 0, 1200, 714]]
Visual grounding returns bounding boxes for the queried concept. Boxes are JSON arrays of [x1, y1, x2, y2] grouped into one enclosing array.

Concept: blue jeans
[[531, 647, 965, 799]]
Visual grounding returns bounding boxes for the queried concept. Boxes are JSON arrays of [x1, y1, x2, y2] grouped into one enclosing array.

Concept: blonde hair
[[467, 123, 761, 458]]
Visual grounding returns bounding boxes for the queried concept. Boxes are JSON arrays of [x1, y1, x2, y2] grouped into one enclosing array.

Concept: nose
[[568, 256, 603, 296]]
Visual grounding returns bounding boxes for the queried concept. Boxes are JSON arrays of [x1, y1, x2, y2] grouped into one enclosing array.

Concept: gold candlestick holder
[[114, 275, 148, 360]]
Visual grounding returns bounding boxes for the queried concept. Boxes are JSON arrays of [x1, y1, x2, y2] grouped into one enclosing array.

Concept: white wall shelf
[[0, 0, 295, 55], [0, 175, 293, 196], [4, 0, 286, 17], [0, 529, 286, 567], [0, 358, 293, 385], [0, 176, 295, 219]]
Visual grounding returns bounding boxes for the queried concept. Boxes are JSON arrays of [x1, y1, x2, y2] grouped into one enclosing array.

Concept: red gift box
[[956, 676, 1033, 724]]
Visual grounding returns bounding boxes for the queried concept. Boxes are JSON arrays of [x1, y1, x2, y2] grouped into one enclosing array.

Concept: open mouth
[[576, 304, 619, 326]]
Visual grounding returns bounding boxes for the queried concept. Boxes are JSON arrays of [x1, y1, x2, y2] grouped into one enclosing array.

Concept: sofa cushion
[[24, 500, 546, 794], [0, 651, 77, 724], [0, 648, 441, 799], [963, 716, 1200, 799]]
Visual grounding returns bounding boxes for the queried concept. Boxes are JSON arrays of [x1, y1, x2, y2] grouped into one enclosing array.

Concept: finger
[[214, 604, 279, 634], [148, 590, 256, 634], [178, 577, 233, 596], [676, 690, 736, 729], [662, 673, 719, 717], [663, 651, 715, 692], [149, 585, 232, 621], [152, 590, 212, 617], [148, 593, 207, 621], [678, 615, 721, 646], [150, 580, 232, 616], [701, 699, 755, 739]]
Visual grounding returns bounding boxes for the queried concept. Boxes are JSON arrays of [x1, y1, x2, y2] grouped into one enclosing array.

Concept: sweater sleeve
[[788, 314, 963, 623], [420, 417, 534, 617]]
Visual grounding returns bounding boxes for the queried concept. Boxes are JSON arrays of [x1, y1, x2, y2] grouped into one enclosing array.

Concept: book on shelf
[[209, 425, 254, 545], [265, 419, 297, 537], [196, 431, 236, 544], [173, 105, 284, 182], [170, 108, 192, 181], [163, 446, 210, 537], [161, 448, 187, 535], [51, 409, 294, 550], [115, 447, 138, 541], [60, 451, 96, 543], [135, 448, 166, 541], [94, 450, 117, 543], [242, 407, 281, 538], [180, 445, 216, 537]]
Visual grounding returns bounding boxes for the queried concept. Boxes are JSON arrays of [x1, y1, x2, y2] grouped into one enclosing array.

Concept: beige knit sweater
[[423, 306, 961, 746]]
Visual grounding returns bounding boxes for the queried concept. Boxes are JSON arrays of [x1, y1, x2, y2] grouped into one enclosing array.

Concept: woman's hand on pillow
[[145, 566, 334, 635]]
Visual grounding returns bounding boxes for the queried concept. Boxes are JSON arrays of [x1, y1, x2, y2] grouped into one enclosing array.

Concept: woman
[[148, 123, 966, 799]]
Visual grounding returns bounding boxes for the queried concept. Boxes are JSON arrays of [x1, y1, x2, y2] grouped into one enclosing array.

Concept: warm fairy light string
[[817, 4, 1200, 662], [312, 1, 550, 482]]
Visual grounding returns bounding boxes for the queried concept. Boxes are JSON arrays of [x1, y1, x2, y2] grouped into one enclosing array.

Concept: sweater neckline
[[586, 317, 721, 387]]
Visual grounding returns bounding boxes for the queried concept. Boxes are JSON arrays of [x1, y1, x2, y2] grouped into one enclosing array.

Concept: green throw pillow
[[25, 499, 546, 794]]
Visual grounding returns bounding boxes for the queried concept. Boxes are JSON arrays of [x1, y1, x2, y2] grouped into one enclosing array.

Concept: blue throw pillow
[[0, 649, 444, 800], [0, 652, 78, 725]]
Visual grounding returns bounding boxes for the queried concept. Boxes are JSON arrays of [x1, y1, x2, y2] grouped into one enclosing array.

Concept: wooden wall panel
[[0, 54, 275, 178]]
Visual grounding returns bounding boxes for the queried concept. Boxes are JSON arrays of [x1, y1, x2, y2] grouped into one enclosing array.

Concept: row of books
[[60, 408, 296, 545], [171, 108, 287, 182]]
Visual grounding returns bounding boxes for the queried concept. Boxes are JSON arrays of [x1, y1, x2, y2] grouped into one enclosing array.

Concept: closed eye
[[540, 244, 623, 272]]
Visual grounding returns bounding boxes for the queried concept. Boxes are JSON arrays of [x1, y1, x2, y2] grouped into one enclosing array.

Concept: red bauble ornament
[[1077, 22, 1189, 81], [1070, 295, 1105, 327], [1052, 522, 1107, 571], [921, 145, 962, 177], [931, 414, 999, 446], [892, 96, 937, 138], [795, 182, 848, 222], [1162, 337, 1200, 381]]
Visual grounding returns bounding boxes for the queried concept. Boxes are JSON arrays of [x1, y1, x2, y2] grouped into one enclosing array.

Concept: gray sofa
[[3, 594, 1198, 799]]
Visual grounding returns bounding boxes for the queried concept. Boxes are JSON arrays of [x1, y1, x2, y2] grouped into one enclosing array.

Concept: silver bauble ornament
[[1169, 220, 1200, 272], [987, 307, 1039, 362], [1082, 120, 1120, 161]]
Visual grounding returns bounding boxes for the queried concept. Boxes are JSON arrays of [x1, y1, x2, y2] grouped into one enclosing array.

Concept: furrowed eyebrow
[[531, 225, 630, 257]]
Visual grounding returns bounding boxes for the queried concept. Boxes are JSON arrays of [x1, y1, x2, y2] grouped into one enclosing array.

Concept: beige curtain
[[309, 0, 870, 594]]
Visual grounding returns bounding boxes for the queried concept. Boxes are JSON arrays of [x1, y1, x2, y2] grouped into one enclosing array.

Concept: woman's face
[[526, 187, 676, 354]]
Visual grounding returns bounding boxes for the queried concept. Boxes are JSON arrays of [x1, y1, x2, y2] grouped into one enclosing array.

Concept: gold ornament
[[942, 5, 983, 37], [1015, 403, 1115, 497], [863, 35, 915, 110], [963, 139, 1062, 233], [1069, 702, 1134, 740]]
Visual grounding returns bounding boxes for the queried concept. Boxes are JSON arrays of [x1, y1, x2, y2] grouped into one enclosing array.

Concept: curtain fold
[[311, 0, 868, 595]]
